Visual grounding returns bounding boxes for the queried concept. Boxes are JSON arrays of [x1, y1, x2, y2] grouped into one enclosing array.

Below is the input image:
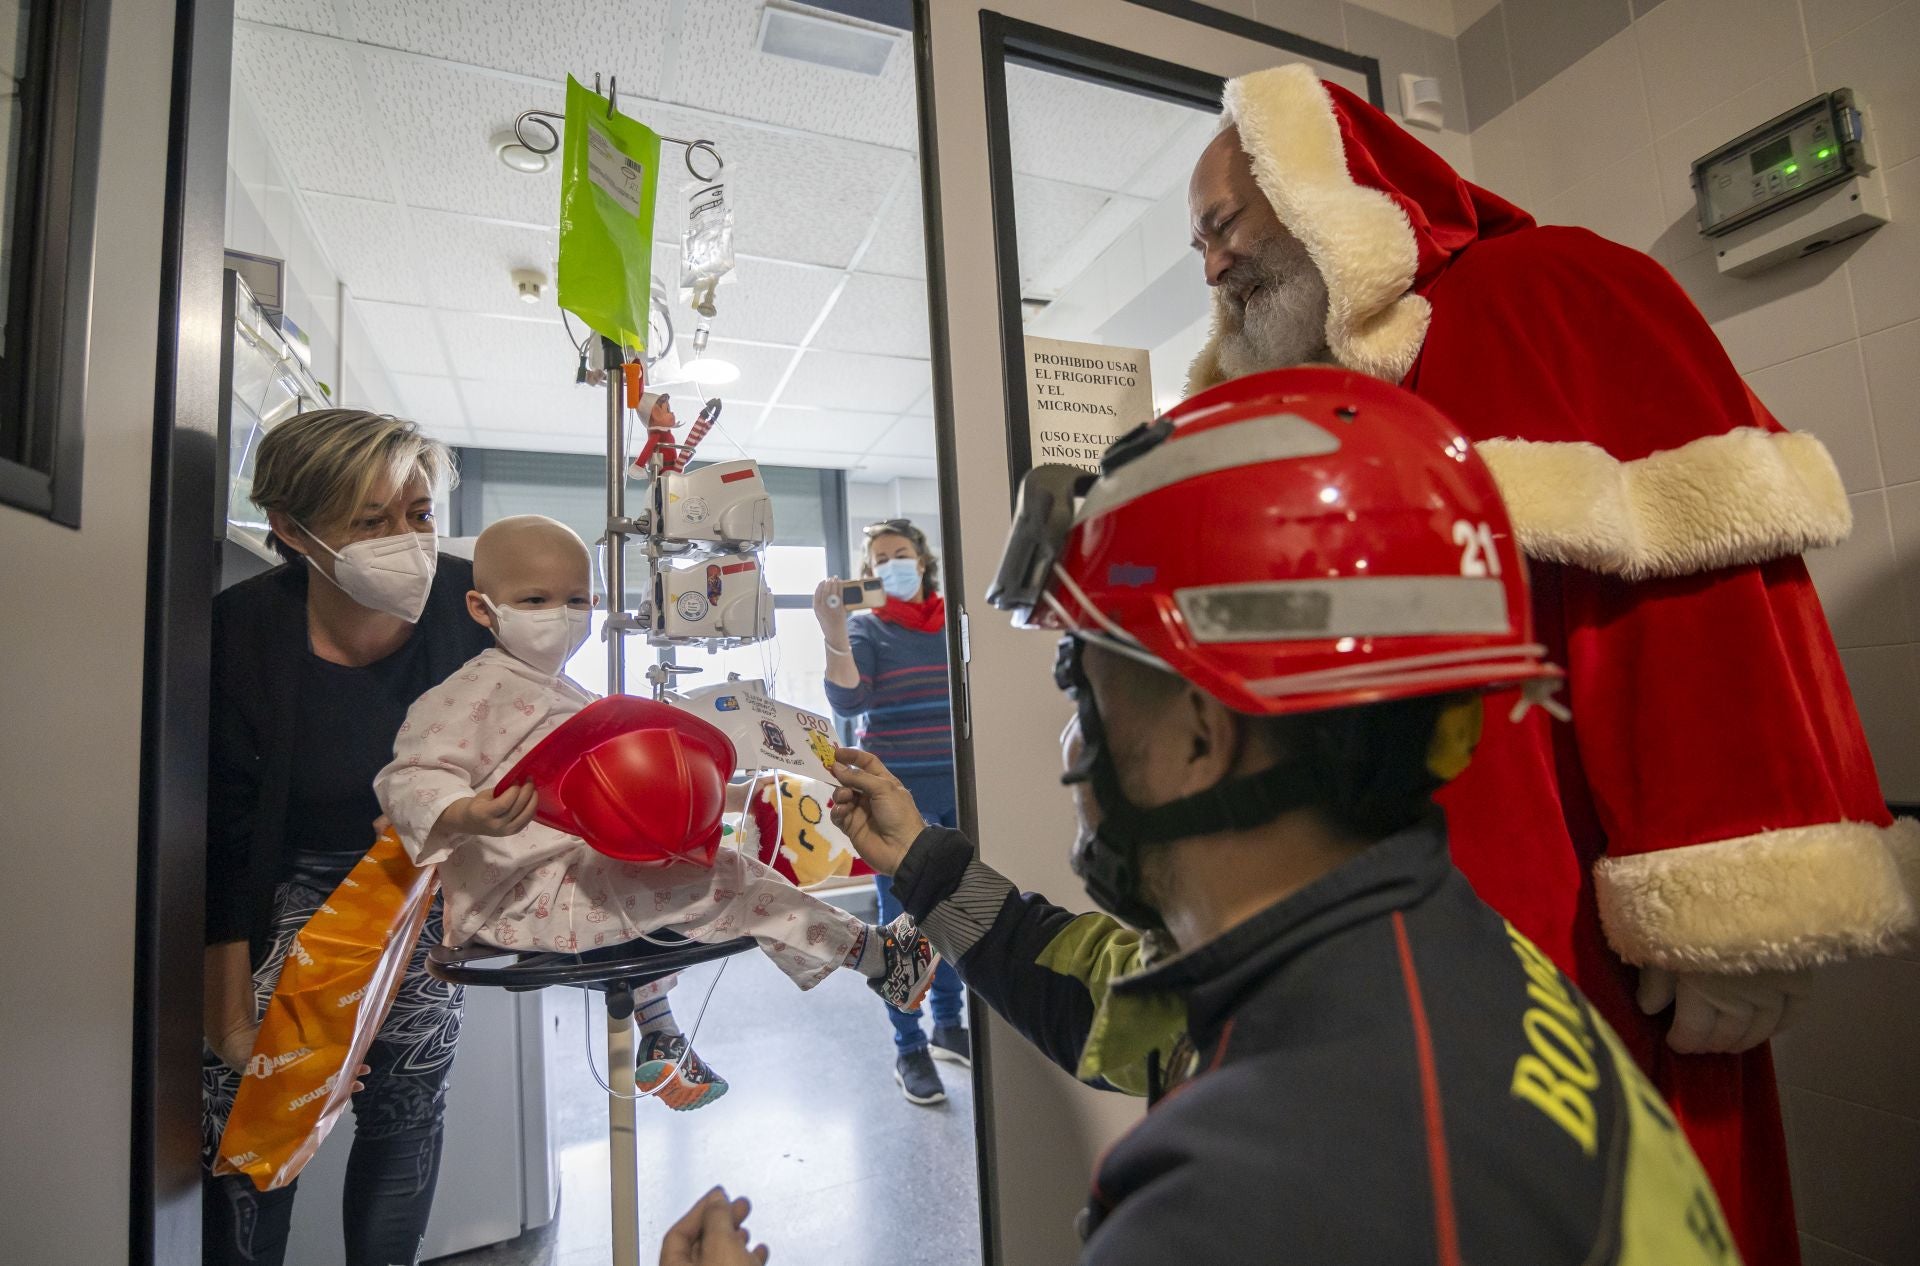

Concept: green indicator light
[[1784, 162, 1799, 174], [1817, 147, 1834, 159]]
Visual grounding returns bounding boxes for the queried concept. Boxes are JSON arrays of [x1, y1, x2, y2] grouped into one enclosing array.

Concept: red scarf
[[872, 591, 946, 634]]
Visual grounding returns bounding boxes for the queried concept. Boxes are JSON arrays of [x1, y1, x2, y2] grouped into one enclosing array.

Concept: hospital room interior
[[5, 0, 1920, 1264]]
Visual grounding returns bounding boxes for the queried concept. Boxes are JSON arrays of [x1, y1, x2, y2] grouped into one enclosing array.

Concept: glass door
[[911, 4, 1376, 1262]]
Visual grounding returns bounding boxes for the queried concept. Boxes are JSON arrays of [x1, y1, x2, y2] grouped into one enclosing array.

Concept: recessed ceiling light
[[681, 357, 741, 386], [492, 129, 549, 174], [758, 4, 899, 76]]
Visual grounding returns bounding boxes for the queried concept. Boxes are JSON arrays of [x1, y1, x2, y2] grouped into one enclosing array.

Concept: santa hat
[[1186, 65, 1532, 394]]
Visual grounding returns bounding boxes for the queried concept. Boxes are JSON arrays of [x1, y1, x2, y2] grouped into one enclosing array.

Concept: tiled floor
[[428, 936, 983, 1266]]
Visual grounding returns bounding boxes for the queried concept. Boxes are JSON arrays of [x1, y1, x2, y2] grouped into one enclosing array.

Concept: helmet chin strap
[[1058, 637, 1324, 932]]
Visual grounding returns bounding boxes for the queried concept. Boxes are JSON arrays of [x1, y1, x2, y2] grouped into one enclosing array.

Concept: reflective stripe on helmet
[[1175, 576, 1511, 643], [1075, 412, 1340, 525]]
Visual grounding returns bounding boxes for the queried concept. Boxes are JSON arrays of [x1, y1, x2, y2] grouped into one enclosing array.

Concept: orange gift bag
[[213, 829, 437, 1191]]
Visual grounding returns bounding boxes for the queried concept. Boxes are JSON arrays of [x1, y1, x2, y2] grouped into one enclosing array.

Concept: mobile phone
[[838, 578, 885, 612]]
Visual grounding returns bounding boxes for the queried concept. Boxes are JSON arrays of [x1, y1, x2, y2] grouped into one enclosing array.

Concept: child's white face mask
[[484, 598, 592, 676]]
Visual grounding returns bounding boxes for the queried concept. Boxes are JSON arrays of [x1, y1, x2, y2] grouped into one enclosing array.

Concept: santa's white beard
[[1213, 234, 1332, 379]]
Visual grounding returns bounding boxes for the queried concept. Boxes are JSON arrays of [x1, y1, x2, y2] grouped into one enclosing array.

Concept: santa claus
[[1182, 64, 1919, 1265]]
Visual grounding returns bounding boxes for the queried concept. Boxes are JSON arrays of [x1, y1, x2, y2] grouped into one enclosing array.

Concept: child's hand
[[442, 783, 540, 838]]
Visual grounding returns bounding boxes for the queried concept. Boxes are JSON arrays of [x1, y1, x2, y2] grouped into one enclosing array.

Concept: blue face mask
[[875, 557, 922, 601]]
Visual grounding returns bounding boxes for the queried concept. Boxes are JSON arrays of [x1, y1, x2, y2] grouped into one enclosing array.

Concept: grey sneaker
[[894, 1047, 946, 1105], [929, 1024, 971, 1068]]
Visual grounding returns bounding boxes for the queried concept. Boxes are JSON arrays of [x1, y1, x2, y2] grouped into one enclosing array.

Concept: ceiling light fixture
[[758, 4, 900, 76], [511, 268, 546, 304], [681, 357, 741, 386], [492, 128, 550, 174]]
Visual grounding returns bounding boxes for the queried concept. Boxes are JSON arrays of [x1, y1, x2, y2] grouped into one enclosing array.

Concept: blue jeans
[[877, 788, 963, 1054]]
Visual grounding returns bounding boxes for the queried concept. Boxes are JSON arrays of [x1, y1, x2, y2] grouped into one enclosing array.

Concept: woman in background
[[814, 518, 969, 1106], [202, 410, 489, 1266]]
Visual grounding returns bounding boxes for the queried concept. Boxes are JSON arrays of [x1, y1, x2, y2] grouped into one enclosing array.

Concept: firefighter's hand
[[828, 747, 924, 876], [1638, 966, 1811, 1054]]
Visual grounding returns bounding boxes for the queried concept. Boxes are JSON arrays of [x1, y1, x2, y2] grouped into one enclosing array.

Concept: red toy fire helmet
[[989, 366, 1560, 716], [500, 697, 736, 867]]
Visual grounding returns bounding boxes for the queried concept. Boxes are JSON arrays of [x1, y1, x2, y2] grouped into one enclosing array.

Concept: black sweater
[[204, 557, 491, 958], [892, 822, 1742, 1265]]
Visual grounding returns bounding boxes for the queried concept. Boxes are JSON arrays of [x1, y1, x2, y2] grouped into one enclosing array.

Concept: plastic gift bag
[[557, 74, 660, 351], [212, 830, 437, 1191], [740, 770, 875, 889]]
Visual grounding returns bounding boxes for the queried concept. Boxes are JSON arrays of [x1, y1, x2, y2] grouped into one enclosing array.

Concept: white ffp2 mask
[[296, 522, 438, 623], [484, 598, 593, 676]]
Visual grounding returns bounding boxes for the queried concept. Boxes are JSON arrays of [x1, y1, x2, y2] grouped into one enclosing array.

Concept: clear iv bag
[[679, 173, 735, 318]]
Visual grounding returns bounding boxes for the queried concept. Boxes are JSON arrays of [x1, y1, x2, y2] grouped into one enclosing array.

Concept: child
[[376, 515, 939, 1110]]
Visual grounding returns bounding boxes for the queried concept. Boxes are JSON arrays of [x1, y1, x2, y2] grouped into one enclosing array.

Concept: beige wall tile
[[1535, 145, 1669, 254], [1783, 1087, 1920, 1263], [1342, 0, 1451, 36], [1665, 241, 1858, 373], [1633, 0, 1808, 132], [1803, 0, 1904, 50], [1450, 0, 1500, 35], [1814, 1, 1920, 169], [1838, 645, 1920, 800], [1518, 32, 1653, 203], [1252, 0, 1347, 46], [1881, 481, 1920, 644], [1746, 343, 1883, 492], [1801, 1233, 1883, 1266], [1805, 491, 1909, 648], [1864, 319, 1920, 485], [1775, 955, 1920, 1120], [1646, 60, 1820, 258], [1844, 158, 1920, 338], [1467, 96, 1536, 206]]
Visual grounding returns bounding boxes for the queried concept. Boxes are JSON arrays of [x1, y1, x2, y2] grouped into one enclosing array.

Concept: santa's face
[[1189, 128, 1331, 374]]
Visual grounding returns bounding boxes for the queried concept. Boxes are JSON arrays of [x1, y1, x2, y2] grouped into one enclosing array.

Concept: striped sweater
[[824, 613, 954, 799]]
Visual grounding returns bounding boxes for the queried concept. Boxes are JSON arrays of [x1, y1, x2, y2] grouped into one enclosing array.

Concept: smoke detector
[[758, 4, 900, 76], [511, 268, 546, 304], [492, 128, 549, 174]]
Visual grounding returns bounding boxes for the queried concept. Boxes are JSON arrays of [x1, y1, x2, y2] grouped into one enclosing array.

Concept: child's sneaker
[[636, 1032, 728, 1112], [867, 914, 941, 1014]]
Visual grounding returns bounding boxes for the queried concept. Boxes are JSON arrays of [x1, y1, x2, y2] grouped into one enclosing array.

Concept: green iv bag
[[557, 75, 660, 352]]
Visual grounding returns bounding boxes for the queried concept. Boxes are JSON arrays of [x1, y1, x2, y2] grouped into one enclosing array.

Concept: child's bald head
[[470, 515, 593, 613]]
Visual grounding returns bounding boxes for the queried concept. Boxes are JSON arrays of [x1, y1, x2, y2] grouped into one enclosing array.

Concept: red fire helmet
[[501, 697, 736, 866], [990, 366, 1560, 717]]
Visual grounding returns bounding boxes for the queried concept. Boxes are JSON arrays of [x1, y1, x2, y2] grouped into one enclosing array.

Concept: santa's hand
[[1638, 966, 1811, 1054], [827, 746, 923, 876]]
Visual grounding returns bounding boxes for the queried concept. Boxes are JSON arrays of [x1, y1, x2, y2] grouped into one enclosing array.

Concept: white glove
[[1636, 966, 1811, 1055]]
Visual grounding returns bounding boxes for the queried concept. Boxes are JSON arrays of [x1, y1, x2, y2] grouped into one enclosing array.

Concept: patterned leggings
[[201, 880, 463, 1266]]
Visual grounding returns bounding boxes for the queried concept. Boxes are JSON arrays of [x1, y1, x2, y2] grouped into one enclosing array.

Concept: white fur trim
[[1476, 429, 1851, 580], [1594, 818, 1920, 973], [1186, 64, 1431, 393]]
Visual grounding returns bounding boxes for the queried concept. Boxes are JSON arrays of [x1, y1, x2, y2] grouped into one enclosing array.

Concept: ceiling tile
[[344, 0, 670, 92], [640, 101, 912, 269], [781, 350, 929, 414], [649, 338, 797, 407], [1122, 111, 1219, 200], [734, 444, 870, 472], [233, 25, 391, 201], [867, 414, 936, 458], [236, 0, 339, 36], [1005, 63, 1197, 192], [667, 0, 919, 152], [849, 452, 938, 481], [750, 406, 897, 453], [1011, 176, 1114, 295], [362, 50, 568, 226], [304, 194, 427, 304], [354, 300, 447, 375], [811, 273, 929, 359], [653, 248, 842, 347], [461, 425, 603, 457], [390, 371, 468, 433], [457, 378, 605, 437], [440, 311, 579, 383], [855, 178, 927, 279], [406, 210, 558, 315]]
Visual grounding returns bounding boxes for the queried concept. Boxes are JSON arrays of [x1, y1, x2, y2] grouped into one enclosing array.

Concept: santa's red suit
[[1187, 66, 1920, 1266]]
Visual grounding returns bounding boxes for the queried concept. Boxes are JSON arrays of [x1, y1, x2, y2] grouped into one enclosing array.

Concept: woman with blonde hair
[[201, 409, 490, 1266]]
